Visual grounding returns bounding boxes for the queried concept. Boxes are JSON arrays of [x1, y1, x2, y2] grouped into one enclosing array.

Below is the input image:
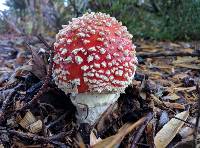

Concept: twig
[[173, 116, 192, 127], [0, 91, 16, 124], [0, 126, 72, 147], [194, 84, 200, 148], [17, 35, 53, 112], [39, 101, 48, 137], [0, 80, 20, 91], [136, 143, 150, 147], [16, 86, 51, 112], [137, 51, 200, 58], [172, 116, 200, 133], [6, 129, 69, 143], [40, 102, 57, 113], [47, 111, 69, 129], [37, 34, 51, 49], [131, 112, 153, 148]]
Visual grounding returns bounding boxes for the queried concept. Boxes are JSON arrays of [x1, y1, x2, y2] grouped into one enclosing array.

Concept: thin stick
[[0, 80, 20, 91], [46, 111, 69, 129], [37, 34, 51, 49], [173, 117, 194, 127], [137, 51, 200, 58], [194, 84, 200, 148], [0, 91, 16, 123]]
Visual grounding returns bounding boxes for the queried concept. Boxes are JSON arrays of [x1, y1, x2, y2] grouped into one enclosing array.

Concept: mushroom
[[52, 12, 137, 125]]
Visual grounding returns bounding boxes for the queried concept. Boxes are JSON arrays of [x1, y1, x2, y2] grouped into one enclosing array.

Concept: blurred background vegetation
[[0, 0, 200, 41]]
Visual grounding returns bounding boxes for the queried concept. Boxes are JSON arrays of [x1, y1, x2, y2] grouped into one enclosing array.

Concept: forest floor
[[0, 34, 199, 147]]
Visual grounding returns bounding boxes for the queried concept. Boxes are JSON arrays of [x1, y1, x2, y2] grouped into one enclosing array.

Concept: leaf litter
[[0, 36, 200, 147]]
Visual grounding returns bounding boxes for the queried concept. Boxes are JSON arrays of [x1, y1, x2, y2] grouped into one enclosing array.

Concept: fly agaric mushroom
[[52, 12, 137, 125]]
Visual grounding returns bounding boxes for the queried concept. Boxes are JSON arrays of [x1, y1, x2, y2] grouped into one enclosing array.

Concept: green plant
[[89, 0, 200, 40]]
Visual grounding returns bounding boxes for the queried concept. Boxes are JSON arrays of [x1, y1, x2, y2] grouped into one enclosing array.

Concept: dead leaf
[[30, 47, 47, 80], [154, 111, 189, 148], [172, 73, 188, 80], [169, 43, 181, 48], [15, 100, 24, 111], [93, 115, 147, 148], [163, 102, 185, 110], [162, 93, 180, 101], [90, 130, 102, 146], [173, 63, 200, 70], [174, 134, 200, 148], [174, 86, 196, 92], [173, 56, 198, 64], [146, 119, 156, 148]]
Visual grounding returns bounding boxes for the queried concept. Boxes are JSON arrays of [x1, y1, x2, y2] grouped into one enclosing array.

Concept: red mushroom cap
[[53, 12, 137, 94]]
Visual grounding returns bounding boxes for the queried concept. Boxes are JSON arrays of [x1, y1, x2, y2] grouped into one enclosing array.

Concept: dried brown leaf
[[154, 111, 189, 148], [31, 47, 47, 80], [173, 56, 198, 64], [162, 93, 180, 101], [93, 116, 146, 148], [90, 131, 102, 146], [146, 119, 156, 148], [163, 102, 185, 110], [173, 63, 200, 69]]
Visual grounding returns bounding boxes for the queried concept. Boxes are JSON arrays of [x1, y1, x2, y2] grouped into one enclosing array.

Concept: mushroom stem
[[70, 93, 120, 125]]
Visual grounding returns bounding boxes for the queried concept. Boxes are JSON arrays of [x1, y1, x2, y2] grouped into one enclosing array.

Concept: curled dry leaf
[[154, 111, 189, 148], [30, 47, 47, 80], [19, 111, 37, 129], [28, 120, 43, 133]]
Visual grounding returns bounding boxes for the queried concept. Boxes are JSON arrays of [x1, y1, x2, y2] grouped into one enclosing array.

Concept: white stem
[[70, 93, 120, 125]]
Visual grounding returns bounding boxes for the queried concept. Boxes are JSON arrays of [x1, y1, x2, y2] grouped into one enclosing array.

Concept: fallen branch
[[137, 51, 200, 58]]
